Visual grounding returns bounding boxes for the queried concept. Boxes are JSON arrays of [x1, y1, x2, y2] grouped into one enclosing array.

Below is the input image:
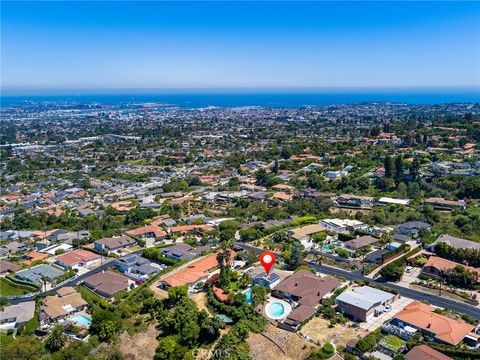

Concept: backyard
[[300, 316, 368, 349]]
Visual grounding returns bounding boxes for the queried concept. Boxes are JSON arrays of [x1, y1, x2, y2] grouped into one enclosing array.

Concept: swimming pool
[[244, 289, 252, 304], [267, 302, 285, 318], [322, 243, 339, 252], [71, 315, 92, 326]]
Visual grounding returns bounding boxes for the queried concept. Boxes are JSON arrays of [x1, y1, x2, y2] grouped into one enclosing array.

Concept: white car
[[405, 266, 414, 273], [384, 305, 392, 312]]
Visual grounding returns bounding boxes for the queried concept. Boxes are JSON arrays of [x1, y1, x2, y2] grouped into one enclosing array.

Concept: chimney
[[295, 282, 298, 286]]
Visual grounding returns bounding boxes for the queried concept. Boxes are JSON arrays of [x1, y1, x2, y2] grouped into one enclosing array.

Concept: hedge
[[425, 342, 480, 359], [5, 274, 40, 291]]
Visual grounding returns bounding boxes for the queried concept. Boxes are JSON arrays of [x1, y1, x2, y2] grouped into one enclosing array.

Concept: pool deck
[[264, 297, 292, 321]]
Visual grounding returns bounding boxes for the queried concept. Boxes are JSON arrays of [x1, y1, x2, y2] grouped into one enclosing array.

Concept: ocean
[[1, 89, 479, 108]]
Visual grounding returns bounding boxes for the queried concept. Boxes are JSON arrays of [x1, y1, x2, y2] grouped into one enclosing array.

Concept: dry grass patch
[[300, 316, 367, 349], [191, 292, 212, 315], [248, 323, 316, 360], [117, 323, 160, 360]]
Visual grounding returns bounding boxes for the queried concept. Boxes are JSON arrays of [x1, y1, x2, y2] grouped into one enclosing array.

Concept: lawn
[[0, 277, 33, 296]]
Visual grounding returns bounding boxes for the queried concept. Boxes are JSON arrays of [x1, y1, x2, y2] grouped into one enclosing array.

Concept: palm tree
[[46, 325, 66, 352], [216, 240, 233, 269], [41, 275, 48, 293]]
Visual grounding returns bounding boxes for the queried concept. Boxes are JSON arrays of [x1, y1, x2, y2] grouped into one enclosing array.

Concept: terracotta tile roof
[[127, 225, 167, 238], [161, 251, 236, 287], [23, 251, 49, 265], [424, 256, 480, 276], [56, 249, 100, 266], [272, 192, 293, 201], [394, 301, 475, 345], [170, 224, 214, 233], [111, 201, 135, 212], [405, 345, 453, 360]]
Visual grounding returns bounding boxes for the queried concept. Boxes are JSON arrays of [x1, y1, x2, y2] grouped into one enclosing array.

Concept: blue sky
[[2, 1, 479, 92]]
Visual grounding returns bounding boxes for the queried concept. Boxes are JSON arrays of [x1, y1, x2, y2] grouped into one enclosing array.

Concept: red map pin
[[260, 251, 276, 275]]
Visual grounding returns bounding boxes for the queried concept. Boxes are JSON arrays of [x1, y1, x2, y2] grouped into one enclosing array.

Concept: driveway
[[360, 296, 413, 332], [397, 267, 420, 287]]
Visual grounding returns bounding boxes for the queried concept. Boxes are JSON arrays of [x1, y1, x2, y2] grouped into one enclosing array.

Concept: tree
[[380, 263, 404, 282], [99, 320, 116, 342], [45, 325, 66, 352], [250, 285, 269, 307], [410, 158, 421, 181], [384, 156, 394, 178], [3, 335, 45, 359], [180, 321, 200, 346], [156, 336, 178, 360], [394, 155, 404, 183], [167, 285, 188, 302], [397, 182, 407, 199], [285, 242, 305, 270]]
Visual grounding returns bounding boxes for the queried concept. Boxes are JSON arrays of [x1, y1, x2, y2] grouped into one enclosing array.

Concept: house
[[0, 261, 21, 274], [161, 243, 205, 261], [272, 192, 293, 202], [426, 234, 480, 252], [55, 249, 101, 269], [170, 224, 215, 235], [394, 221, 431, 237], [160, 250, 236, 289], [40, 287, 88, 323], [424, 197, 466, 211], [343, 235, 381, 251], [392, 301, 477, 346], [252, 271, 281, 288], [94, 235, 136, 253], [115, 254, 159, 278], [127, 225, 167, 239], [0, 301, 36, 329], [288, 224, 326, 242], [83, 270, 130, 298], [336, 194, 374, 208], [272, 184, 295, 193], [378, 197, 410, 206], [336, 286, 396, 322], [319, 218, 368, 233], [325, 171, 341, 179], [273, 270, 341, 306], [22, 251, 49, 265], [405, 345, 453, 360], [15, 263, 65, 284], [421, 256, 480, 281], [273, 270, 341, 329]]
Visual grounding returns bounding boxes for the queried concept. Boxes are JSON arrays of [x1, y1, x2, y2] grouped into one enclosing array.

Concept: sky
[[1, 1, 480, 93]]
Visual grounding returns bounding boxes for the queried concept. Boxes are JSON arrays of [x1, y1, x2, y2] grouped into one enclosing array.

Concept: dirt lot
[[191, 292, 212, 314], [117, 323, 160, 360], [247, 323, 317, 360], [300, 317, 367, 349]]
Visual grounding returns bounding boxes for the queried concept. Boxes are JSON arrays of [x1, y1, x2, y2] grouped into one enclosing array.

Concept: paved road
[[235, 242, 480, 320], [8, 249, 145, 305]]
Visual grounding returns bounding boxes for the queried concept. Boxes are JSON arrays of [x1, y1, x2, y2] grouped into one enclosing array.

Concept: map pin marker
[[260, 250, 275, 275]]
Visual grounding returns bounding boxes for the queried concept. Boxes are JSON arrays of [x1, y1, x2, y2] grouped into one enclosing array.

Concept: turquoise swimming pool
[[267, 302, 285, 318], [71, 315, 92, 326], [244, 289, 252, 304], [322, 243, 339, 252]]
